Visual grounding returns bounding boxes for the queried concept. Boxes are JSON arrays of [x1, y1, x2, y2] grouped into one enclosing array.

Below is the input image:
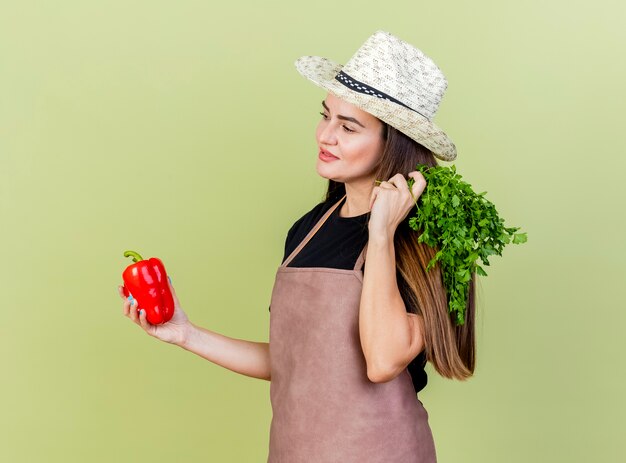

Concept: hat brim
[[295, 55, 457, 161]]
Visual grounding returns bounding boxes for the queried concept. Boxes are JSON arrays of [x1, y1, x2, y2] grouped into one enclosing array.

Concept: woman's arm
[[120, 281, 271, 381], [177, 324, 271, 381], [359, 234, 424, 383], [360, 171, 430, 383]]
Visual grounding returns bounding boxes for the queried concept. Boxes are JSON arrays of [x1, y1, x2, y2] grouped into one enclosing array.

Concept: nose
[[317, 120, 338, 146]]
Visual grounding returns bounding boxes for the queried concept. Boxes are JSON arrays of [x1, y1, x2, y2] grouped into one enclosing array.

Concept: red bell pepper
[[121, 250, 174, 325]]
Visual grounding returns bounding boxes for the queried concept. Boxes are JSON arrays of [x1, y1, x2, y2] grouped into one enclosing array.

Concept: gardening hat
[[294, 30, 457, 161]]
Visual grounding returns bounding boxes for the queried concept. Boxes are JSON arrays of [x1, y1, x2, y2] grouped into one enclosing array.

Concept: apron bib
[[268, 194, 436, 463]]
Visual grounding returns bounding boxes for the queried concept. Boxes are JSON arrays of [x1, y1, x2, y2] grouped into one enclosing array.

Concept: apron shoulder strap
[[281, 194, 346, 267], [353, 242, 368, 272]]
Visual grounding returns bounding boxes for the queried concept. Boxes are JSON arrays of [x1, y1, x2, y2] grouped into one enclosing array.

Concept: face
[[315, 92, 385, 184]]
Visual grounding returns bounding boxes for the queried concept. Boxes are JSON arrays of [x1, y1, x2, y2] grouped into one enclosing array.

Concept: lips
[[319, 148, 338, 159]]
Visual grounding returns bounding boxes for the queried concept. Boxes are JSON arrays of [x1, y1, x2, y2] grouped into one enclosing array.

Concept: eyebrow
[[321, 100, 366, 128]]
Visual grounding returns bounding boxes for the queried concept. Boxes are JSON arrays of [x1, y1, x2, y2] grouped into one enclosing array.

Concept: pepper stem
[[123, 250, 144, 263]]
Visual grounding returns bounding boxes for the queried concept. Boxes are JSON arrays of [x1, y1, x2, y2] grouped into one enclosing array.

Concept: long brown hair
[[322, 122, 476, 380]]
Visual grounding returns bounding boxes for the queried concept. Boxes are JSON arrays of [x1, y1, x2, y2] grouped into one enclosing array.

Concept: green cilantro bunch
[[387, 164, 527, 326]]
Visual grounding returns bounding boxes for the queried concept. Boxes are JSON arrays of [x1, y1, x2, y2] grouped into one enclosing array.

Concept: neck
[[339, 179, 374, 218]]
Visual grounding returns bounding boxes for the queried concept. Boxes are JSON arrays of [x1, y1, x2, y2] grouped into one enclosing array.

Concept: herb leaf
[[402, 164, 528, 326]]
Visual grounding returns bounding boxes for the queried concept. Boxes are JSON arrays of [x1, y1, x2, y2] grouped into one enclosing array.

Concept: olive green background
[[1, 1, 624, 462]]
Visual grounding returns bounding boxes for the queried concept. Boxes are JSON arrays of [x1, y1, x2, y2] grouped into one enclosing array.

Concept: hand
[[118, 277, 193, 346], [368, 171, 427, 237]]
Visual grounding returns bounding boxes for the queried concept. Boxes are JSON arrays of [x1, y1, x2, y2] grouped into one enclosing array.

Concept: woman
[[118, 30, 476, 462]]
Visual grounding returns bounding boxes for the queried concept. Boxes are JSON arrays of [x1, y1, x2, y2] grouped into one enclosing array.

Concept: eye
[[319, 112, 355, 133]]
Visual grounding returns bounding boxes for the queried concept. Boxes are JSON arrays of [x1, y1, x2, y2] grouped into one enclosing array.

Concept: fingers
[[386, 173, 409, 191], [118, 285, 126, 300], [119, 284, 154, 333], [128, 298, 140, 323], [385, 172, 426, 200], [120, 288, 140, 323], [118, 285, 135, 319], [376, 174, 410, 201], [119, 277, 177, 321], [370, 172, 426, 213], [407, 171, 427, 198], [377, 181, 396, 190], [376, 174, 410, 196], [119, 286, 131, 316], [369, 174, 406, 210], [137, 307, 152, 331], [123, 297, 130, 317]]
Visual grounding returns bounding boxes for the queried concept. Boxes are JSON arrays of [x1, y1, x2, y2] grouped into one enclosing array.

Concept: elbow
[[366, 359, 398, 383], [367, 370, 390, 383]]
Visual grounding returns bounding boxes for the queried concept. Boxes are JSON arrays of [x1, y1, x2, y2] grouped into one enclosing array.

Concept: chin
[[315, 164, 340, 182]]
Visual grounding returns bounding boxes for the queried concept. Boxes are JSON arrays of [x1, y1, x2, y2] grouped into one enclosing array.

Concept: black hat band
[[334, 70, 427, 119]]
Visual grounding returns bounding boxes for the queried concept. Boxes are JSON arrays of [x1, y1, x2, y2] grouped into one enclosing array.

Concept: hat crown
[[340, 30, 448, 121]]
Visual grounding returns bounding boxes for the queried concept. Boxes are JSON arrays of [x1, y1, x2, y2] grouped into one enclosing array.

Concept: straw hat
[[294, 30, 457, 161]]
